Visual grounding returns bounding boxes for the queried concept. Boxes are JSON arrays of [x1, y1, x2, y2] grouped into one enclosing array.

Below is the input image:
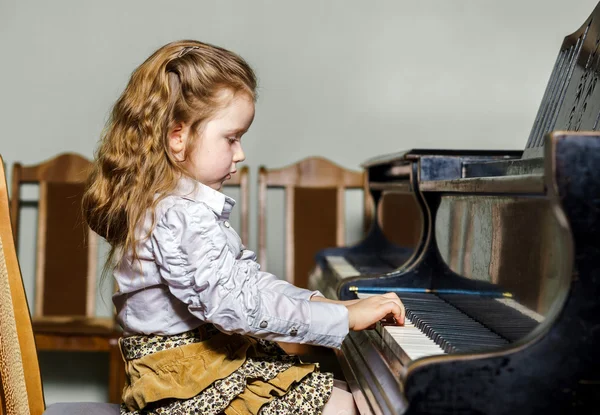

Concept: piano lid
[[361, 149, 522, 169]]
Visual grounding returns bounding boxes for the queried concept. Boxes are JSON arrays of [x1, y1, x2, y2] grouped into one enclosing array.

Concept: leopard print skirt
[[119, 326, 334, 415]]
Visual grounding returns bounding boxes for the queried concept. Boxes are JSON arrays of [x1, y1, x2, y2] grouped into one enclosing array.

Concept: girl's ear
[[169, 122, 188, 161]]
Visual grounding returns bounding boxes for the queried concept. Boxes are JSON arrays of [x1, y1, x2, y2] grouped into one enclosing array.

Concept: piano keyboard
[[438, 294, 542, 342], [358, 292, 451, 361], [358, 292, 446, 360], [383, 317, 447, 360], [357, 291, 540, 362]]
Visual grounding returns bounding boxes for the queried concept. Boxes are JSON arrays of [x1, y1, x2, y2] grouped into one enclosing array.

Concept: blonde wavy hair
[[83, 40, 257, 269]]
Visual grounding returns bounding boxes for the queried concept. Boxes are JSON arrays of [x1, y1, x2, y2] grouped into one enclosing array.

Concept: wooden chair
[[222, 165, 250, 245], [9, 153, 124, 404], [0, 155, 119, 414], [257, 156, 369, 367], [258, 156, 368, 288]]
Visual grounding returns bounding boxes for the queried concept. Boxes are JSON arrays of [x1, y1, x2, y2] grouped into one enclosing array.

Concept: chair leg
[[108, 338, 125, 404]]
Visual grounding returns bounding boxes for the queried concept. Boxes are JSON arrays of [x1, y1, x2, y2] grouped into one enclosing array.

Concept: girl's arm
[[237, 248, 324, 300], [151, 202, 350, 349], [237, 248, 360, 306]]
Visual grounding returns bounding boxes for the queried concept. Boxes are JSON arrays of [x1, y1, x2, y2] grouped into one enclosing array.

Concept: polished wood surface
[[9, 153, 124, 404], [0, 156, 45, 415]]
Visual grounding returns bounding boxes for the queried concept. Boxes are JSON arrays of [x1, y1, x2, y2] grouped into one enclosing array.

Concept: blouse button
[[259, 320, 268, 329], [224, 221, 231, 228], [290, 327, 298, 336]]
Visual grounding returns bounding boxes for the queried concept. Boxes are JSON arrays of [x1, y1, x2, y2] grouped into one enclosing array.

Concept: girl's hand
[[346, 292, 405, 331]]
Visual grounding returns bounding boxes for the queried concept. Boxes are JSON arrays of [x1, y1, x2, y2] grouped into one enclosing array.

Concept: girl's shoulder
[[154, 193, 219, 228]]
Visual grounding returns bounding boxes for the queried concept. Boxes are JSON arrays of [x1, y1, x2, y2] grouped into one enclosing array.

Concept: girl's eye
[[227, 137, 238, 144]]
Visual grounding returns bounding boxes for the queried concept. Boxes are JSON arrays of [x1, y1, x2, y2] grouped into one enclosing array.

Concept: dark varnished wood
[[337, 132, 600, 414], [401, 133, 600, 414]]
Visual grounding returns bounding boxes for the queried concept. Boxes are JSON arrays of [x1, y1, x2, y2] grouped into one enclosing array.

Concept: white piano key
[[384, 319, 446, 360], [325, 255, 359, 278], [357, 293, 375, 299], [357, 293, 446, 360], [495, 298, 544, 323]]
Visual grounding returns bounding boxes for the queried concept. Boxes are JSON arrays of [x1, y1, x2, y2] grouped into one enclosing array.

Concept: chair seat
[[33, 317, 122, 336], [43, 402, 120, 414]]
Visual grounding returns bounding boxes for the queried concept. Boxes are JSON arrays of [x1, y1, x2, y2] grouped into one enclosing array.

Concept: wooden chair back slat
[[293, 187, 338, 288], [223, 165, 250, 245], [258, 157, 367, 287], [37, 182, 90, 317]]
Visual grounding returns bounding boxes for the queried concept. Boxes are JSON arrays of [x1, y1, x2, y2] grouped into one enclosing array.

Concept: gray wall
[[1, 0, 597, 405]]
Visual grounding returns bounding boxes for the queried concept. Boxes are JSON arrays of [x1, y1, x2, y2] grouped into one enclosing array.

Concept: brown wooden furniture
[[0, 155, 119, 414], [258, 156, 368, 288], [222, 165, 250, 245], [9, 153, 124, 405]]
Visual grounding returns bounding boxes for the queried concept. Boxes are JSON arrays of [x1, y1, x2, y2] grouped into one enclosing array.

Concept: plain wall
[[1, 0, 598, 404]]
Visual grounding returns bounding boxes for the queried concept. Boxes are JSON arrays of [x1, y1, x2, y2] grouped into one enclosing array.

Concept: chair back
[[258, 157, 368, 288], [222, 165, 250, 245], [10, 153, 97, 318], [0, 155, 45, 415]]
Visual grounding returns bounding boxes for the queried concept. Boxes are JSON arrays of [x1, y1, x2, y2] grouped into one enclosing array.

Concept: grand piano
[[309, 3, 600, 414]]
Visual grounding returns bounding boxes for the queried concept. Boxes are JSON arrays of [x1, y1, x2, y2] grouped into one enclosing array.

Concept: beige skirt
[[118, 325, 334, 414]]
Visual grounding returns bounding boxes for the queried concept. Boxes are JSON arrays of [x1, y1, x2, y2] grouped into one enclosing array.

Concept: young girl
[[83, 40, 405, 415]]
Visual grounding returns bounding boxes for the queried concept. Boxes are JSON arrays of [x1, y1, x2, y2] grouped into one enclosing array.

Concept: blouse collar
[[174, 176, 236, 219]]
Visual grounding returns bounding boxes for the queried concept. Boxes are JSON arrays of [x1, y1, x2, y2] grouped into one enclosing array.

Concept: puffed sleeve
[[237, 248, 325, 301], [151, 202, 349, 348]]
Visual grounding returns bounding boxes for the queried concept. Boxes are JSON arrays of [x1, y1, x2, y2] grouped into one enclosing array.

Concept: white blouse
[[113, 177, 349, 348]]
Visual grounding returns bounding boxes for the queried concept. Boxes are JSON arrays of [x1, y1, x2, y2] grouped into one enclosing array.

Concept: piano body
[[309, 148, 521, 299], [310, 3, 600, 414]]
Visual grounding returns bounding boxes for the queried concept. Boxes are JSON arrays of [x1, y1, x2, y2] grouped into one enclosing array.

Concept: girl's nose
[[234, 144, 245, 163]]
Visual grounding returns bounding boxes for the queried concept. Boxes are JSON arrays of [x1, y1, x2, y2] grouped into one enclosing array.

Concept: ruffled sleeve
[[151, 201, 348, 348], [237, 248, 325, 301]]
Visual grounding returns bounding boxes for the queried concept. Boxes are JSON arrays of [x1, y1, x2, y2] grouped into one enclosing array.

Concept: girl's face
[[170, 90, 255, 190]]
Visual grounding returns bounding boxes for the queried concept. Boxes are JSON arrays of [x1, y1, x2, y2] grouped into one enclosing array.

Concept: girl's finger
[[380, 297, 405, 316], [379, 301, 405, 325]]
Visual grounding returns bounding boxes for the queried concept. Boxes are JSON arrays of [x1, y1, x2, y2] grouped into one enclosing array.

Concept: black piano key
[[438, 294, 541, 342], [401, 294, 509, 354]]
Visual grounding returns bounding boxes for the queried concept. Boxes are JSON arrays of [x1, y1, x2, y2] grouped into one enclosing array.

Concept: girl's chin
[[206, 174, 231, 190]]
